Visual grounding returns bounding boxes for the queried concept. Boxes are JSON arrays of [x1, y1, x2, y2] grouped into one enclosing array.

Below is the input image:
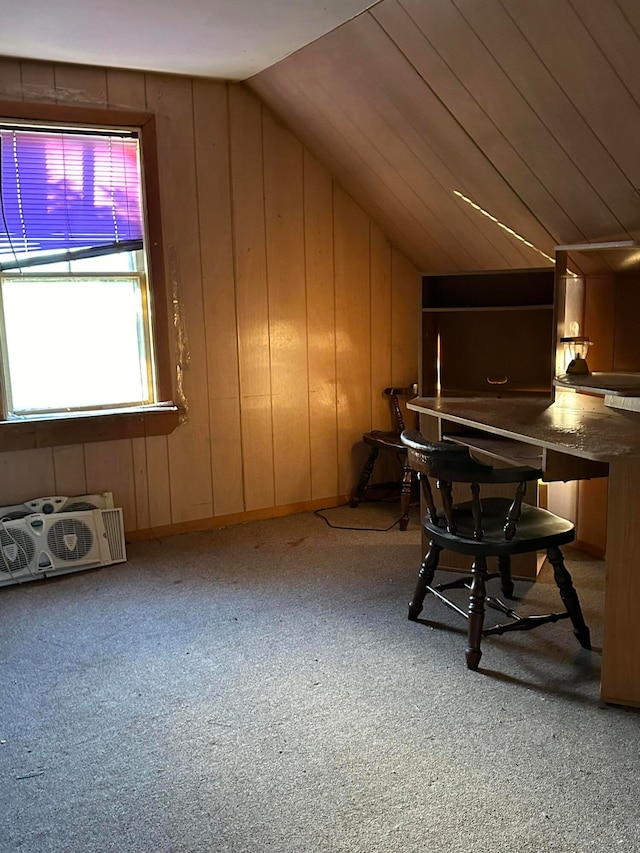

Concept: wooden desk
[[408, 393, 640, 709]]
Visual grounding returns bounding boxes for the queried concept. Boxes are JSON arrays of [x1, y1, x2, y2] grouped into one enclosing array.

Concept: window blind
[[0, 126, 144, 262]]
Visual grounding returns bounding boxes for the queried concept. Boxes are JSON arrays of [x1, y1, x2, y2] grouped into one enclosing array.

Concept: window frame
[[0, 100, 179, 451]]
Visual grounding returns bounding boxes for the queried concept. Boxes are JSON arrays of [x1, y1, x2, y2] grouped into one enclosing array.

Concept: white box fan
[[0, 492, 114, 522], [0, 507, 126, 587]]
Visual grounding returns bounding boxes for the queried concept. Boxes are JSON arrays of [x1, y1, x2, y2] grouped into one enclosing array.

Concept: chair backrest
[[383, 384, 418, 433], [400, 429, 542, 542]]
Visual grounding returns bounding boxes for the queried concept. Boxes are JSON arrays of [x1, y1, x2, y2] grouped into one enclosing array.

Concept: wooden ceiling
[[249, 0, 640, 274]]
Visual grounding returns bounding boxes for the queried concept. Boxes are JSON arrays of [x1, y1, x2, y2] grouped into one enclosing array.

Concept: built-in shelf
[[421, 267, 555, 397]]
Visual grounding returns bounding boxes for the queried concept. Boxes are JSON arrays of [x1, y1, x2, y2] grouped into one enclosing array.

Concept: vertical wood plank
[[0, 448, 56, 505], [335, 187, 371, 495], [0, 58, 23, 101], [229, 84, 274, 510], [576, 477, 607, 555], [229, 85, 271, 399], [391, 247, 420, 430], [84, 440, 137, 531], [131, 439, 151, 531], [370, 224, 393, 429], [140, 432, 170, 527], [193, 79, 244, 516], [304, 153, 339, 500], [391, 247, 420, 384], [145, 434, 172, 528], [21, 61, 56, 104], [146, 73, 214, 523], [263, 110, 311, 505], [546, 480, 578, 526], [106, 68, 146, 111], [613, 278, 640, 372], [53, 445, 87, 497], [584, 276, 615, 371], [369, 224, 400, 487]]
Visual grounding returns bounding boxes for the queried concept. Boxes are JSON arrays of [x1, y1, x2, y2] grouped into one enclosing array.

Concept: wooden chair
[[350, 385, 418, 530], [400, 429, 591, 670]]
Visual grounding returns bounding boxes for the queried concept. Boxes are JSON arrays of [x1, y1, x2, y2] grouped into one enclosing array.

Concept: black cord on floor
[[313, 500, 405, 532]]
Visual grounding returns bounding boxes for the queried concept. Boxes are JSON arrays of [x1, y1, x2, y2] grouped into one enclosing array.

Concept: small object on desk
[[560, 336, 592, 375]]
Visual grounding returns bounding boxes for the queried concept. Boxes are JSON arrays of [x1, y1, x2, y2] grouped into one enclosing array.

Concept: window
[[0, 102, 177, 450], [0, 121, 155, 415]]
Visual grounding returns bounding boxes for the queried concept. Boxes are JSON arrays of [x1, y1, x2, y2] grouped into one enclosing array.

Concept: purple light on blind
[[0, 129, 144, 255]]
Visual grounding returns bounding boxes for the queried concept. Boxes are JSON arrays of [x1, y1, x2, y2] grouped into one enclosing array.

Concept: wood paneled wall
[[0, 59, 420, 534], [247, 0, 640, 557]]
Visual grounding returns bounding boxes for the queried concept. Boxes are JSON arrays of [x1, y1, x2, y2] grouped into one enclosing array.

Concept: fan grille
[[0, 509, 30, 521], [0, 528, 35, 573], [61, 501, 98, 513], [47, 518, 94, 561]]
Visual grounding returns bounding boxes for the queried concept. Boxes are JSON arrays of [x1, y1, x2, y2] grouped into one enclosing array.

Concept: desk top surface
[[407, 395, 640, 462]]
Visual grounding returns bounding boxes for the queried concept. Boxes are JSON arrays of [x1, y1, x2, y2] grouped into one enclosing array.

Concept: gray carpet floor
[[1, 501, 639, 853]]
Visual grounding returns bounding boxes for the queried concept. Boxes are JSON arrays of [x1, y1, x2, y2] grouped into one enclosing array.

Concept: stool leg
[[546, 545, 591, 649], [349, 447, 379, 508], [408, 542, 442, 621], [399, 461, 413, 531], [466, 556, 488, 670], [497, 555, 514, 599]]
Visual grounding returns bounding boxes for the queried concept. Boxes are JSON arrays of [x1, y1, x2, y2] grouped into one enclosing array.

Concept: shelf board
[[423, 304, 554, 313], [554, 372, 640, 396], [555, 240, 640, 275], [442, 431, 544, 469]]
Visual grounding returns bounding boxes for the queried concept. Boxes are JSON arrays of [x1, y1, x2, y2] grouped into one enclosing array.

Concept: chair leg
[[408, 542, 442, 621], [466, 556, 488, 670], [349, 447, 379, 508], [497, 555, 514, 599], [398, 462, 413, 531], [546, 545, 591, 649]]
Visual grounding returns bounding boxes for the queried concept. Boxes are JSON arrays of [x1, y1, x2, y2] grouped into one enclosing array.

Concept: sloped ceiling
[[0, 0, 380, 80], [249, 0, 640, 274]]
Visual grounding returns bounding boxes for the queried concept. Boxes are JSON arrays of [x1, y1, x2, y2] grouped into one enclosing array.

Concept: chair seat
[[363, 430, 407, 452], [425, 497, 575, 557]]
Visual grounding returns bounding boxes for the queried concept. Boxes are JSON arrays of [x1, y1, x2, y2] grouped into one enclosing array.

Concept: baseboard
[[126, 495, 351, 541], [572, 539, 606, 560]]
